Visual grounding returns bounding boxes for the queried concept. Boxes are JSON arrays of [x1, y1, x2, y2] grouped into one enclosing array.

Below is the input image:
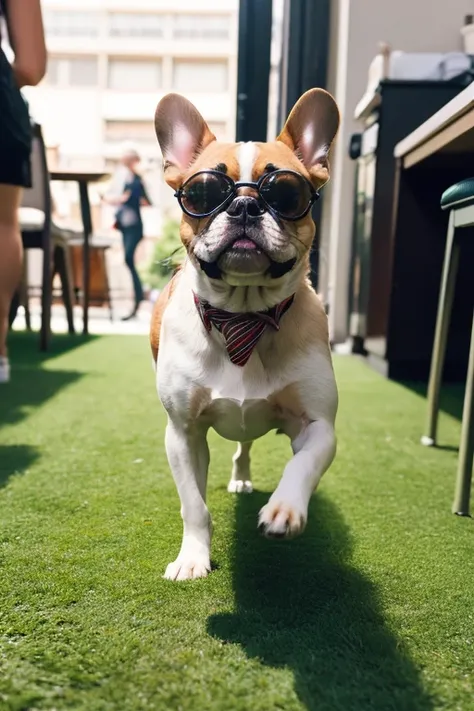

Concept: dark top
[[0, 1, 33, 187], [116, 173, 151, 229]]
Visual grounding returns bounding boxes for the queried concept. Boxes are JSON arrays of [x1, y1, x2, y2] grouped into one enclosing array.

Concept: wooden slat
[[395, 83, 474, 158], [50, 171, 110, 183], [403, 108, 474, 168]]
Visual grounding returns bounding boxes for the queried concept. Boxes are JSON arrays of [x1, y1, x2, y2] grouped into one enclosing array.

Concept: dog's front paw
[[258, 500, 307, 539], [227, 479, 253, 494], [163, 553, 211, 581]]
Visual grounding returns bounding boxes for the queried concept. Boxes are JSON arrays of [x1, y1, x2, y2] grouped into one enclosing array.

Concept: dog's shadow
[[207, 492, 434, 711]]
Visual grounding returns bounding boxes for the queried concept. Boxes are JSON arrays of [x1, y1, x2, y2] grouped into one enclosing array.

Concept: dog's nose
[[226, 196, 264, 223]]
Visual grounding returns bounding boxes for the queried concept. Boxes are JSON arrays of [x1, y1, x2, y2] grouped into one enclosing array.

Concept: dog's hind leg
[[228, 441, 253, 493]]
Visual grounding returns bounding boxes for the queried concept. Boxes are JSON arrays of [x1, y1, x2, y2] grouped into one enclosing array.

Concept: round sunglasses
[[174, 169, 319, 222]]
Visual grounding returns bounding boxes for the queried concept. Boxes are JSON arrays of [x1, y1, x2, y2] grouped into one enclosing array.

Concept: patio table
[[50, 170, 110, 335]]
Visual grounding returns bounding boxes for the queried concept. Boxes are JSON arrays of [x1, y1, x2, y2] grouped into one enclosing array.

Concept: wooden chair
[[68, 236, 113, 321], [421, 178, 474, 516], [19, 124, 75, 349]]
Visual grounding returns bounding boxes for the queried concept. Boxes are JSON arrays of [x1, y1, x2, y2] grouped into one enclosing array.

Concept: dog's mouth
[[230, 237, 260, 250], [197, 235, 296, 281], [218, 236, 270, 275]]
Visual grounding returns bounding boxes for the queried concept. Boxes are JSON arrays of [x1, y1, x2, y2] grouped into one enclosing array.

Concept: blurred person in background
[[0, 0, 46, 383], [102, 144, 151, 321]]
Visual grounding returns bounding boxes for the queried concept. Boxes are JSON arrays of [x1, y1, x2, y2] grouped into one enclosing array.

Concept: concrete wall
[[321, 0, 473, 342]]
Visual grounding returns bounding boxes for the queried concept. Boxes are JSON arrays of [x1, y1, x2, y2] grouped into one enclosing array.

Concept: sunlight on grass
[[0, 333, 472, 710]]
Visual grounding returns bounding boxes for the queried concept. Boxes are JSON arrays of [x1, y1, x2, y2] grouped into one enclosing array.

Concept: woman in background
[[0, 0, 46, 383], [103, 145, 151, 321]]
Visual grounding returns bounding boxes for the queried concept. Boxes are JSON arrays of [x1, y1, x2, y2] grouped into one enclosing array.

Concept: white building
[[29, 0, 238, 160], [2, 0, 237, 308], [22, 0, 239, 231]]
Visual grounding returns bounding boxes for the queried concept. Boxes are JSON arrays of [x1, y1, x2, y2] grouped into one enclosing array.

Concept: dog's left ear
[[277, 88, 339, 187], [155, 93, 216, 188]]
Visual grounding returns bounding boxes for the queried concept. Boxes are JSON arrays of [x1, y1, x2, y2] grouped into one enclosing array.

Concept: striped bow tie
[[194, 293, 295, 367]]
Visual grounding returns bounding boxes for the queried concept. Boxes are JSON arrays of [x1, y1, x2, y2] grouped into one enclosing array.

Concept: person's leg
[[122, 224, 144, 318], [0, 184, 23, 361]]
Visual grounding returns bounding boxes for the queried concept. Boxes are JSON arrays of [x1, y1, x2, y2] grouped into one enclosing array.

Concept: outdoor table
[[50, 170, 110, 335]]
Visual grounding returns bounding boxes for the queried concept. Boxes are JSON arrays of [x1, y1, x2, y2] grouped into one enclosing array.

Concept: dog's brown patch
[[268, 383, 307, 421], [189, 142, 240, 180], [189, 386, 213, 421], [150, 270, 181, 363], [253, 141, 311, 180]]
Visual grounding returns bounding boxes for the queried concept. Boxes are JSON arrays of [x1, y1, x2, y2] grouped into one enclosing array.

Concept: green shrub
[[142, 218, 185, 290]]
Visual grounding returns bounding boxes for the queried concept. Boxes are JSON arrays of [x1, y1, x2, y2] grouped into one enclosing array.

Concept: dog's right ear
[[277, 89, 339, 188], [155, 93, 216, 189]]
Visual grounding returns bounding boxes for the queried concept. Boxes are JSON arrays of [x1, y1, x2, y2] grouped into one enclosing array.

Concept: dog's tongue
[[232, 238, 258, 250]]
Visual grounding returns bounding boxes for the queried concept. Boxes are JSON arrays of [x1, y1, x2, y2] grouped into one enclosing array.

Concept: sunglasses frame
[[174, 168, 320, 221]]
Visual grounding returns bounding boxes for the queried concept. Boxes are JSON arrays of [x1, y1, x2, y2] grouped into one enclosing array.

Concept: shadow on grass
[[8, 330, 99, 366], [402, 381, 465, 423], [0, 368, 83, 427], [208, 492, 434, 711], [0, 445, 40, 488], [1, 332, 91, 427]]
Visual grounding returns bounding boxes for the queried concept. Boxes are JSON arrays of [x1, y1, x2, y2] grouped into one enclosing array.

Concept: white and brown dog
[[151, 89, 340, 581]]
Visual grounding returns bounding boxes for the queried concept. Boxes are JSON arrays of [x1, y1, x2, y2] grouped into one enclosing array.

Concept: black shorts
[[0, 49, 32, 188]]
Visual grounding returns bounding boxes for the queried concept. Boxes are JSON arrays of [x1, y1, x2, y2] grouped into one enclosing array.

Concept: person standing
[[103, 145, 151, 321], [0, 0, 47, 383]]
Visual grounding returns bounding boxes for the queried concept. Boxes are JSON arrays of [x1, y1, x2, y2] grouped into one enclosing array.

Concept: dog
[[151, 89, 340, 581]]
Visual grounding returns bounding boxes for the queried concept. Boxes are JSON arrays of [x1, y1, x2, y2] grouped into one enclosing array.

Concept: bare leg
[[258, 419, 336, 538], [0, 185, 23, 358], [228, 441, 253, 493], [164, 419, 212, 580]]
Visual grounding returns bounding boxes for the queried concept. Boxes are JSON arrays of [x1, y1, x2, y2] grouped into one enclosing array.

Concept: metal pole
[[277, 0, 331, 288], [236, 0, 273, 142]]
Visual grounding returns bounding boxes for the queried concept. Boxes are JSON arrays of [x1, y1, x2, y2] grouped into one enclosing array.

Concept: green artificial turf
[[0, 332, 473, 711]]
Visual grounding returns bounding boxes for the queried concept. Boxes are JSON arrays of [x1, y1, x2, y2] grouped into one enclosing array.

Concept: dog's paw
[[227, 479, 253, 494], [258, 500, 307, 539], [163, 554, 211, 581]]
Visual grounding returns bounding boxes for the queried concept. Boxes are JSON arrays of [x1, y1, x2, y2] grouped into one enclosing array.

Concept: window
[[173, 14, 230, 40], [173, 60, 228, 93], [109, 13, 164, 38], [42, 11, 99, 38], [105, 121, 155, 144], [69, 58, 99, 86], [108, 59, 162, 91], [45, 57, 61, 86], [43, 56, 98, 87]]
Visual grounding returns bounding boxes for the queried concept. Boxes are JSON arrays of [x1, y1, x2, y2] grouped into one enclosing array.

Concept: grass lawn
[[0, 332, 473, 711]]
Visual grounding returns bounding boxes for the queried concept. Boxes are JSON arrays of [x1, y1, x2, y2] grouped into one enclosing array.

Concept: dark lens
[[259, 171, 312, 219], [180, 172, 233, 217]]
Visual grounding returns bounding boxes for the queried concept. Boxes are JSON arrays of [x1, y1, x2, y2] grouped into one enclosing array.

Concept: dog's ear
[[155, 93, 216, 188], [277, 88, 339, 187]]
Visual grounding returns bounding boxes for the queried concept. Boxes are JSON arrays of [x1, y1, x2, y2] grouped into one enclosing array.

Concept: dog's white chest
[[204, 396, 279, 441], [192, 354, 289, 441]]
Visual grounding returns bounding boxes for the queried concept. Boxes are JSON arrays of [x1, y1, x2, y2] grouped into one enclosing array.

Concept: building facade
[[21, 0, 238, 233], [28, 0, 238, 164], [5, 0, 238, 306]]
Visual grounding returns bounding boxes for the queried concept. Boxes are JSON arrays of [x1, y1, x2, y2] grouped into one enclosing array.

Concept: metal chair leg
[[40, 241, 52, 352], [55, 246, 75, 335], [453, 313, 474, 516], [20, 252, 31, 331], [422, 212, 459, 447], [103, 250, 113, 322]]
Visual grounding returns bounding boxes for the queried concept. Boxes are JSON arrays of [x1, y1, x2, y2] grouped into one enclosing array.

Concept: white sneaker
[[0, 356, 10, 383]]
